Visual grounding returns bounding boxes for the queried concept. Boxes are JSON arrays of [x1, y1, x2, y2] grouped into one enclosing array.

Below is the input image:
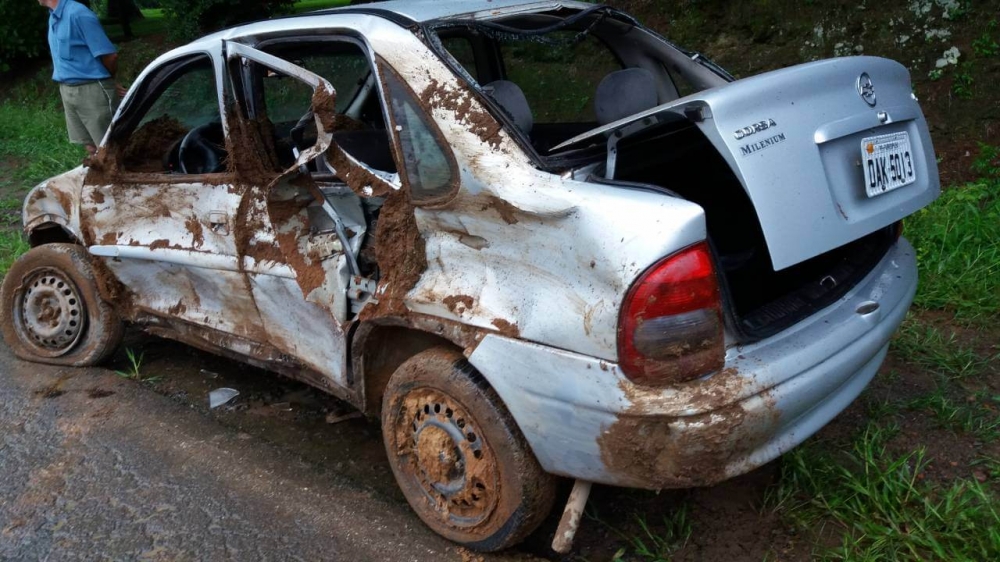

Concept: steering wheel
[[178, 122, 224, 174]]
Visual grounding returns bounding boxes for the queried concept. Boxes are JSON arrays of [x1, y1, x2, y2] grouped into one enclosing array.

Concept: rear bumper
[[467, 238, 917, 489]]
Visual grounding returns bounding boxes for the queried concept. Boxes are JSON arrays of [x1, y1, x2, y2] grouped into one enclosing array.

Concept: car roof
[[316, 0, 590, 23], [186, 0, 590, 46], [158, 0, 593, 74]]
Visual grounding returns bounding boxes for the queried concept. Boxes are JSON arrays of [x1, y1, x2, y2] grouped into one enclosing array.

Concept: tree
[[107, 0, 144, 40], [160, 0, 294, 41], [0, 0, 48, 73]]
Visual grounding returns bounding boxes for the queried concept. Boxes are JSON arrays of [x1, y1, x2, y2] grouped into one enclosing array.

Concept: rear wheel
[[1, 244, 123, 366], [381, 346, 556, 551]]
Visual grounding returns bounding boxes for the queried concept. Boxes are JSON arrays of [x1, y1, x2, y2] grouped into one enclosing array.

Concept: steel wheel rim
[[396, 387, 500, 528], [14, 267, 87, 358]]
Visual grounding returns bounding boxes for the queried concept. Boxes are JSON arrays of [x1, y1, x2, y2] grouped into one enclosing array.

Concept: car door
[[224, 41, 367, 392], [83, 42, 265, 343]]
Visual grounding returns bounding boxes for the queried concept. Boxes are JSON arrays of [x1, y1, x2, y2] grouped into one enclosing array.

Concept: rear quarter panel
[[366, 24, 708, 360]]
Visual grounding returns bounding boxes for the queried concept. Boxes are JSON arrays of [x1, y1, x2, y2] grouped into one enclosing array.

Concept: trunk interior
[[606, 121, 897, 342]]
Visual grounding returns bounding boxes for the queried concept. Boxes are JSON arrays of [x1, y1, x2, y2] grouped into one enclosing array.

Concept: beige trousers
[[59, 79, 119, 146]]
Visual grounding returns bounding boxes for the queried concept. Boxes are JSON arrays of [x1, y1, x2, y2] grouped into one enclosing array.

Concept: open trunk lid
[[560, 56, 940, 271]]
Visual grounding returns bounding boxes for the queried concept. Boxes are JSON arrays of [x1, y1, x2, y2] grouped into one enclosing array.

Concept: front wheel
[[1, 243, 123, 366], [381, 347, 556, 551]]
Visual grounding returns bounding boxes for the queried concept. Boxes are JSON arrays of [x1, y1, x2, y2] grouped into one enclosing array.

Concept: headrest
[[483, 80, 533, 134], [594, 68, 658, 126]]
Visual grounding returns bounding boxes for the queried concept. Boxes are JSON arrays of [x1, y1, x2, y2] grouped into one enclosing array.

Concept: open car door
[[224, 41, 387, 398]]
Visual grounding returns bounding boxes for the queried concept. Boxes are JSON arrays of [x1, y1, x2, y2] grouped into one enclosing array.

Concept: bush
[[159, 0, 294, 40], [0, 0, 49, 72]]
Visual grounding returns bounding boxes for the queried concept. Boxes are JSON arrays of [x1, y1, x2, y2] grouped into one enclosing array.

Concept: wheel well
[[355, 325, 460, 416], [28, 224, 78, 247]]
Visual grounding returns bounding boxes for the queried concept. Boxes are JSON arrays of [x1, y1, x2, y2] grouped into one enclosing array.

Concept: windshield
[[430, 6, 729, 158]]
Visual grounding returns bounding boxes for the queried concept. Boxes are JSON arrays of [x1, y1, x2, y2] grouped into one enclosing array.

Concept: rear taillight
[[617, 242, 725, 386]]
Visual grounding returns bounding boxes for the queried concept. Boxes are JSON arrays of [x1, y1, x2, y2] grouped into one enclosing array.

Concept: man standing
[[39, 0, 122, 158]]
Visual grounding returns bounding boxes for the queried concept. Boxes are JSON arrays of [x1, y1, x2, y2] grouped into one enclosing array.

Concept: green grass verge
[[769, 423, 1000, 561], [0, 69, 84, 191], [905, 146, 1000, 318], [906, 388, 1000, 442], [891, 315, 996, 380]]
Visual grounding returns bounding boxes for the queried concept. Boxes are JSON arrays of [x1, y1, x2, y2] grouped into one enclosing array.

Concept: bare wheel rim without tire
[[394, 387, 501, 529], [13, 267, 88, 358]]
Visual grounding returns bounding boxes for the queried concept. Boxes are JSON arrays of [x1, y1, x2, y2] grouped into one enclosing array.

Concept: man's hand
[[116, 82, 128, 98]]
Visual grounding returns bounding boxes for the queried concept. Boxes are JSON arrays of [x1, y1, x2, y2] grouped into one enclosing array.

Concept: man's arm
[[100, 53, 128, 97], [100, 53, 118, 77]]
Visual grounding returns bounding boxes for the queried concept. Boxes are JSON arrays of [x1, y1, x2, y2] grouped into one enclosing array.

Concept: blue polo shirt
[[48, 0, 117, 84]]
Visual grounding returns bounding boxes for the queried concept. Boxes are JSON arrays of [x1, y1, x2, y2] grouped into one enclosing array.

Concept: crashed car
[[1, 0, 939, 552]]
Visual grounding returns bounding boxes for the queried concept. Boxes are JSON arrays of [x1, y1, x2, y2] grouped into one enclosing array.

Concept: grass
[[906, 389, 1000, 442], [115, 347, 160, 383], [891, 315, 996, 380], [589, 504, 692, 562], [904, 146, 1000, 319], [0, 70, 86, 189], [769, 423, 1000, 561], [0, 230, 29, 278]]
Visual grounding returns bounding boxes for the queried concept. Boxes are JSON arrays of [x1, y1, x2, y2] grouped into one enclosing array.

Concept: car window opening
[[432, 6, 725, 160], [116, 54, 227, 174]]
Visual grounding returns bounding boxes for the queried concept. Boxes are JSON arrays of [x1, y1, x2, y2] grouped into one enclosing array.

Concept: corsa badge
[[733, 118, 777, 140]]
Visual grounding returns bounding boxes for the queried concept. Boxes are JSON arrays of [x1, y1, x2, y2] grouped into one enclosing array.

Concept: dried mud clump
[[326, 144, 391, 198], [597, 403, 752, 489], [419, 78, 503, 149], [89, 253, 136, 319], [597, 377, 779, 490], [274, 222, 327, 297], [226, 103, 282, 182], [311, 86, 338, 132], [123, 115, 188, 172], [490, 318, 519, 338], [443, 295, 474, 314], [185, 217, 205, 248], [364, 190, 427, 318]]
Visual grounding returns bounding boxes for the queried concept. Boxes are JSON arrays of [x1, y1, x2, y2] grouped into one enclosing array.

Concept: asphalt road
[[0, 341, 543, 561]]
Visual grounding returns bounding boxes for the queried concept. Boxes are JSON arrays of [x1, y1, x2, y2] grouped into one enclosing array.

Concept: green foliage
[[159, 0, 296, 40], [971, 142, 1000, 178], [770, 423, 1000, 561], [0, 0, 49, 72], [952, 62, 975, 99], [972, 20, 999, 58], [905, 147, 1000, 317]]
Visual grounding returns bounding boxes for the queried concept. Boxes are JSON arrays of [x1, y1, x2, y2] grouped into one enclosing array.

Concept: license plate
[[861, 132, 916, 197]]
